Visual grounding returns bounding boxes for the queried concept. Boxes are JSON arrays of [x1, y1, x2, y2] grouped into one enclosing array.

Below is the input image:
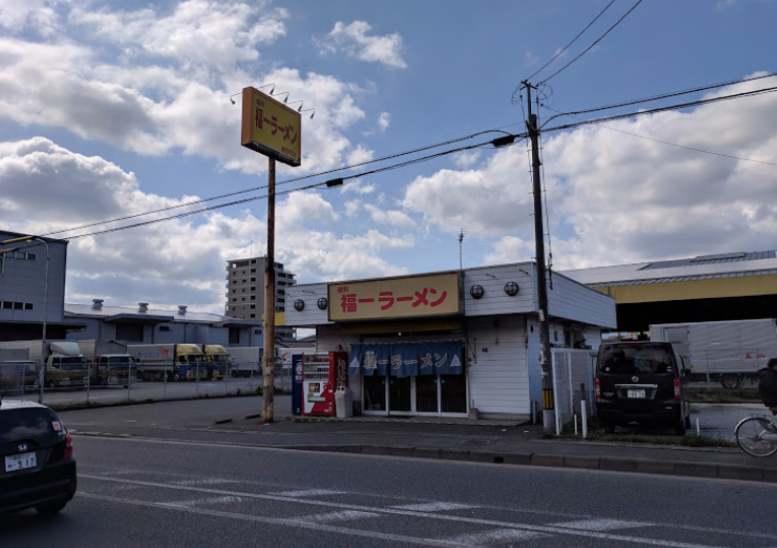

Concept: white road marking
[[391, 502, 478, 512], [440, 528, 549, 545], [78, 493, 472, 548], [160, 496, 244, 508], [268, 489, 346, 497], [551, 518, 654, 531], [296, 510, 380, 523], [78, 476, 732, 547], [171, 478, 240, 486]]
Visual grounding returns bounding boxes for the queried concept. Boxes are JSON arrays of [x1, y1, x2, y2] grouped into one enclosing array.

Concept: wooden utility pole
[[262, 157, 276, 423], [523, 81, 554, 432]]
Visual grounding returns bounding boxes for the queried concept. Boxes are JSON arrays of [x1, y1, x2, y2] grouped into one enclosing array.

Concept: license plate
[[5, 451, 37, 472], [627, 389, 646, 398]]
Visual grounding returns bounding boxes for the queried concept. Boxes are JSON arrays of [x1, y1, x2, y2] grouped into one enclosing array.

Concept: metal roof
[[562, 249, 777, 286], [64, 303, 259, 326]]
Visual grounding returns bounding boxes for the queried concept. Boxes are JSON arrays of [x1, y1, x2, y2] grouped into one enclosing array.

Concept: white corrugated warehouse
[[284, 262, 616, 421]]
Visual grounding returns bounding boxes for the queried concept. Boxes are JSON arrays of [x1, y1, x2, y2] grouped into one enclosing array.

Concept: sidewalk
[[62, 395, 777, 484], [204, 411, 777, 484]]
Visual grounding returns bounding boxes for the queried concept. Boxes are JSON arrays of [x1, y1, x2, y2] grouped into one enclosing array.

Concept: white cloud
[[378, 111, 391, 131], [0, 1, 372, 177], [0, 138, 415, 309], [319, 20, 407, 69], [347, 144, 374, 166], [452, 150, 481, 168], [402, 74, 777, 270], [342, 179, 376, 195], [364, 204, 416, 229], [0, 0, 61, 35], [402, 147, 533, 237], [69, 0, 288, 72]]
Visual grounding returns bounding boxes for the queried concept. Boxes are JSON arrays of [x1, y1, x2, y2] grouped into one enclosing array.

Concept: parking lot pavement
[[691, 402, 771, 441]]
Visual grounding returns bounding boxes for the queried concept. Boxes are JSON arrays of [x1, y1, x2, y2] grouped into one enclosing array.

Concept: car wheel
[[721, 374, 741, 390], [674, 418, 686, 436], [36, 501, 67, 516], [684, 413, 691, 430]]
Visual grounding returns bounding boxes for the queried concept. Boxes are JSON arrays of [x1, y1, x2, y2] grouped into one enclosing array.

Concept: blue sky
[[1, 0, 776, 315]]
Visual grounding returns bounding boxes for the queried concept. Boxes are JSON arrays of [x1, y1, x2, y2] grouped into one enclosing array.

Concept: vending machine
[[301, 351, 348, 416]]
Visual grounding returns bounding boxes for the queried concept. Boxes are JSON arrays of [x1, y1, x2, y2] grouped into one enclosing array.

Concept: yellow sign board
[[241, 86, 301, 167], [328, 273, 461, 321]]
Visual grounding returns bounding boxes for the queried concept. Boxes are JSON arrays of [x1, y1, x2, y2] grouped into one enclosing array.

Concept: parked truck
[[0, 340, 88, 388], [202, 344, 229, 380], [227, 347, 262, 378], [76, 340, 137, 387], [127, 343, 207, 381], [649, 318, 777, 388]]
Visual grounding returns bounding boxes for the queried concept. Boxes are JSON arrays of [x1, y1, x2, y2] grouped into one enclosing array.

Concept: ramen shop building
[[284, 262, 616, 421]]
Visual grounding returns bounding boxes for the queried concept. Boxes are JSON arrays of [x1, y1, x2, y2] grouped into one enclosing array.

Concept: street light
[[0, 235, 50, 402]]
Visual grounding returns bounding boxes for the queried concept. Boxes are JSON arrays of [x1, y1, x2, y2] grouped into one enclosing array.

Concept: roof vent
[[138, 302, 149, 313], [92, 299, 104, 310], [178, 305, 187, 316]]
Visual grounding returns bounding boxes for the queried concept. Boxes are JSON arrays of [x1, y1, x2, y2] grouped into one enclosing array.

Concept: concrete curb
[[281, 443, 776, 484]]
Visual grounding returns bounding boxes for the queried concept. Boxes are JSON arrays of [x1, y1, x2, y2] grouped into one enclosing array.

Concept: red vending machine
[[301, 351, 348, 416]]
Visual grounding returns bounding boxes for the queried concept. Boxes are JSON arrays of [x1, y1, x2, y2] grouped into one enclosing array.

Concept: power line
[[526, 0, 618, 82], [41, 128, 519, 240], [61, 134, 527, 241], [543, 84, 777, 134], [538, 0, 645, 85], [542, 71, 777, 126], [542, 104, 777, 167]]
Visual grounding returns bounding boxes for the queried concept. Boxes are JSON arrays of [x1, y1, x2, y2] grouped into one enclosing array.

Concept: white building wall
[[546, 273, 617, 329], [465, 315, 529, 418], [463, 264, 534, 316], [285, 284, 330, 326]]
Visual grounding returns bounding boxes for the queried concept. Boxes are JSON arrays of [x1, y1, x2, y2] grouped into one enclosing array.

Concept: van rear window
[[599, 344, 675, 375]]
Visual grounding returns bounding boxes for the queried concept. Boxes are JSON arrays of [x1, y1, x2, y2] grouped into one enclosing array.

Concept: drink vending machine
[[294, 351, 348, 416]]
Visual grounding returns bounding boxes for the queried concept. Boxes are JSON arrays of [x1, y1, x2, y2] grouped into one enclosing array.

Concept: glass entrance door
[[363, 375, 386, 412], [388, 376, 412, 413]]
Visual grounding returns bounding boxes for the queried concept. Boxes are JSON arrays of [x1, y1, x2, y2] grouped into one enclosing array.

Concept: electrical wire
[[41, 128, 520, 240], [526, 0, 618, 83], [542, 71, 777, 126], [543, 84, 777, 134], [542, 104, 777, 167], [538, 0, 645, 85], [60, 135, 527, 241]]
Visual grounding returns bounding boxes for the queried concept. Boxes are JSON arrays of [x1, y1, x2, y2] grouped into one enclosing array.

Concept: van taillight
[[63, 433, 73, 459], [673, 378, 681, 400], [595, 378, 601, 400]]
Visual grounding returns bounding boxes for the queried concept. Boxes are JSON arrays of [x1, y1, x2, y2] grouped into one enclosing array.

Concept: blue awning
[[349, 341, 463, 376]]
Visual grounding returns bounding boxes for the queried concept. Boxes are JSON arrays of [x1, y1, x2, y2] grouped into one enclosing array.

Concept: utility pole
[[262, 157, 276, 423], [523, 80, 554, 432]]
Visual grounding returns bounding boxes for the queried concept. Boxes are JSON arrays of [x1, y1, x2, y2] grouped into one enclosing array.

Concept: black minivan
[[595, 341, 691, 435]]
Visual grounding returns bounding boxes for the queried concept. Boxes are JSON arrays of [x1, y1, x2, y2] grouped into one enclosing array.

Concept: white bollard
[[581, 399, 588, 439], [696, 417, 700, 435], [574, 414, 578, 436]]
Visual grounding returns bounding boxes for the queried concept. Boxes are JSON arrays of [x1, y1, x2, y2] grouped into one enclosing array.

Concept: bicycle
[[734, 414, 777, 457]]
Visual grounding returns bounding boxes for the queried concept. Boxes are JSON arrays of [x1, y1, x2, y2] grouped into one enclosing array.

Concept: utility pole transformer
[[262, 157, 276, 423], [523, 81, 554, 432]]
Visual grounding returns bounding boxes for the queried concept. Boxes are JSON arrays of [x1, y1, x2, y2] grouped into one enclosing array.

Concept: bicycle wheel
[[735, 417, 777, 457]]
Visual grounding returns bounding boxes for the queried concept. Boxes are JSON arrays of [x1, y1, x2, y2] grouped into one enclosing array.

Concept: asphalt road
[[2, 434, 776, 548]]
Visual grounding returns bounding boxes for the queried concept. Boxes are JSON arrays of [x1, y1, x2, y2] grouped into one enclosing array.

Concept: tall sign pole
[[523, 81, 554, 432], [239, 85, 305, 424], [262, 157, 276, 423]]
